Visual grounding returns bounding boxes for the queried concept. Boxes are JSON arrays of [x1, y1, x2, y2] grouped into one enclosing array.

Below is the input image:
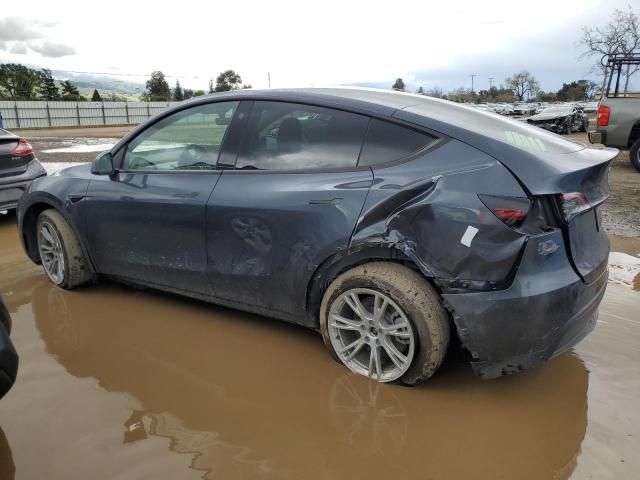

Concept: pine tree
[[392, 78, 405, 91], [173, 80, 184, 101], [91, 89, 102, 101], [37, 68, 61, 100]]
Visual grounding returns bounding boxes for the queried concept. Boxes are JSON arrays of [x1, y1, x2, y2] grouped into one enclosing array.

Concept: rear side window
[[358, 119, 435, 166], [236, 101, 369, 170]]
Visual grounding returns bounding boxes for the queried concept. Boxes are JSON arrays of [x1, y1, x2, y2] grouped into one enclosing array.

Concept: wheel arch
[[305, 245, 437, 328], [21, 200, 96, 273], [628, 120, 640, 147]]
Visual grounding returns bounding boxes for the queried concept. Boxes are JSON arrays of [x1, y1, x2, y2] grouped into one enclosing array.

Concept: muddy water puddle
[[0, 215, 639, 479]]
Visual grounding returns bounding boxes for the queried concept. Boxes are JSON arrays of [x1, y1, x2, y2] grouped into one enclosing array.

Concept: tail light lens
[[479, 195, 530, 228], [596, 105, 610, 127], [11, 139, 34, 156], [559, 192, 590, 222]]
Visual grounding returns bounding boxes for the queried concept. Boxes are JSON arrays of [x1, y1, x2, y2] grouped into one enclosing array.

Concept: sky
[[0, 0, 633, 93]]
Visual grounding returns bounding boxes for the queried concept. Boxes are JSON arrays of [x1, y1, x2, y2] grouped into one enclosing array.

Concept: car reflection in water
[[20, 278, 589, 480]]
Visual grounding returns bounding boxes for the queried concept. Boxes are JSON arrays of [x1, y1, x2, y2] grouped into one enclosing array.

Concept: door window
[[358, 119, 435, 166], [236, 101, 369, 170], [124, 101, 239, 171]]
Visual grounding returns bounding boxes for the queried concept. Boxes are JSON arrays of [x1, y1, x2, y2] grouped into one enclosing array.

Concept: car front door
[[85, 101, 240, 295], [205, 101, 374, 321]]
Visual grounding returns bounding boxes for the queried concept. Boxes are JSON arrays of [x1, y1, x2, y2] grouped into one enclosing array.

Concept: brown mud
[[0, 211, 639, 479]]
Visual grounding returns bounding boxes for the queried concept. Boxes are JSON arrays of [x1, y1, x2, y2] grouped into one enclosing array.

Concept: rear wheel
[[320, 262, 450, 385], [36, 209, 95, 289], [630, 138, 640, 172]]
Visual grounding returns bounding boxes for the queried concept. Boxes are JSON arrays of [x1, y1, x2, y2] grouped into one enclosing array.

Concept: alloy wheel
[[38, 221, 65, 284], [328, 288, 415, 382]]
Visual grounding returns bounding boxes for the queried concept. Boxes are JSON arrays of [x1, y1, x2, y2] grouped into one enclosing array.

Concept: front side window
[[124, 101, 239, 171], [236, 101, 369, 170]]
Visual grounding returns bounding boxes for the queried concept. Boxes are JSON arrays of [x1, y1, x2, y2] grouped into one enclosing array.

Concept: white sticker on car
[[460, 226, 479, 247]]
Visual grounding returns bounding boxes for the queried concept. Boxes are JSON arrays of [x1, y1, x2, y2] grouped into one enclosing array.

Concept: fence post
[[14, 103, 20, 128], [46, 103, 52, 128], [125, 103, 130, 124], [102, 102, 106, 126], [76, 103, 80, 126], [147, 103, 150, 120]]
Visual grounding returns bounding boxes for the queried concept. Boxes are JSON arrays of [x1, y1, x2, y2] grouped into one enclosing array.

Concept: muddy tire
[[630, 138, 640, 172], [320, 262, 450, 386], [36, 209, 95, 289]]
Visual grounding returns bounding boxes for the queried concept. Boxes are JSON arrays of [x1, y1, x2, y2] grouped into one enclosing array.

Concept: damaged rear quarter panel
[[350, 139, 528, 284]]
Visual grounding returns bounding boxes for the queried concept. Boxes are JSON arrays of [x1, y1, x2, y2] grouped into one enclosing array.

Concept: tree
[[392, 78, 405, 91], [173, 80, 184, 101], [215, 70, 242, 92], [142, 71, 171, 101], [0, 63, 42, 99], [425, 87, 445, 99], [193, 90, 206, 97], [580, 6, 639, 96], [183, 88, 194, 100], [505, 71, 540, 101], [60, 80, 86, 101], [556, 80, 599, 101], [417, 86, 424, 94], [37, 68, 61, 100], [91, 89, 102, 102]]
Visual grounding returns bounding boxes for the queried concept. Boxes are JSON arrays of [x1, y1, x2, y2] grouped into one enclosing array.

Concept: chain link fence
[[0, 101, 181, 129]]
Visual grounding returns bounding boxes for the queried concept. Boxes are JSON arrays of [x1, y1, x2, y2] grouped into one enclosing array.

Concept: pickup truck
[[588, 54, 640, 171]]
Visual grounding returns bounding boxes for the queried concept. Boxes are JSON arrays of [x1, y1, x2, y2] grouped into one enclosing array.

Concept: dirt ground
[[14, 124, 640, 237]]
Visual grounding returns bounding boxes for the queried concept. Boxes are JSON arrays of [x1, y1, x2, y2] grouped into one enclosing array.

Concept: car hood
[[529, 110, 572, 121]]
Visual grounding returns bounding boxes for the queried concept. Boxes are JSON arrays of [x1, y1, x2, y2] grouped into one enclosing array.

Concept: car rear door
[[205, 101, 373, 320], [84, 101, 240, 295]]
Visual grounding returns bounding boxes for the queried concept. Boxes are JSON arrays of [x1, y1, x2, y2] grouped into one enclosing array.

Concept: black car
[[17, 88, 616, 384], [0, 298, 18, 399], [0, 129, 46, 211], [527, 105, 589, 134]]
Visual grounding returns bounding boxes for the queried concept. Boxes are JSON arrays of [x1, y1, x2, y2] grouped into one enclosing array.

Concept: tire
[[580, 118, 588, 132], [36, 209, 95, 289], [319, 262, 450, 385], [630, 138, 640, 172]]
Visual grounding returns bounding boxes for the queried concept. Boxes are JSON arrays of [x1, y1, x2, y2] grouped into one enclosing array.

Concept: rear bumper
[[588, 130, 606, 145], [443, 230, 607, 379], [0, 159, 46, 210]]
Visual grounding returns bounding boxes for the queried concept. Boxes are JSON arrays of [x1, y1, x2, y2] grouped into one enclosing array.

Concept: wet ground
[[1, 215, 640, 479]]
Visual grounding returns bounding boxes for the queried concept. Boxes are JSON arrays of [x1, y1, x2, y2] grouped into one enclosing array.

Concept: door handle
[[309, 198, 343, 205]]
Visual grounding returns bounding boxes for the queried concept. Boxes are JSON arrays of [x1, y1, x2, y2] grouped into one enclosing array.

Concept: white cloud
[[9, 42, 28, 54], [29, 41, 76, 58]]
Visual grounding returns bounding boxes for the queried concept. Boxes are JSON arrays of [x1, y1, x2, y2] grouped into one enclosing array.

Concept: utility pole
[[489, 77, 495, 90], [470, 74, 476, 93]]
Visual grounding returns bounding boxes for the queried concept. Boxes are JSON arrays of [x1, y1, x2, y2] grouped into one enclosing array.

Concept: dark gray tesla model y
[[17, 88, 615, 384]]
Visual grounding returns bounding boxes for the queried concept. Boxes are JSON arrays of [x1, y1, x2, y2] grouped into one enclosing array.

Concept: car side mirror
[[91, 151, 115, 175]]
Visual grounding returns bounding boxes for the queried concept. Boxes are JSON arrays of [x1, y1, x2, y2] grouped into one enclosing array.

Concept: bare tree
[[505, 71, 540, 101], [579, 6, 639, 97]]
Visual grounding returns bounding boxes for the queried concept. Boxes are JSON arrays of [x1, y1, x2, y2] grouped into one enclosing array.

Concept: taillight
[[596, 105, 610, 127], [479, 195, 530, 228], [559, 192, 590, 222], [11, 138, 34, 156]]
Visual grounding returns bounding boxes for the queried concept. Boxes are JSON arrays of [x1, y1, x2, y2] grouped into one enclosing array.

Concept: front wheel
[[320, 262, 450, 385], [630, 138, 640, 172], [36, 209, 95, 289]]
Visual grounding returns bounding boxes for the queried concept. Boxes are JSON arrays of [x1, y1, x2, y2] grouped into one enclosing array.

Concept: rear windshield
[[402, 99, 586, 154]]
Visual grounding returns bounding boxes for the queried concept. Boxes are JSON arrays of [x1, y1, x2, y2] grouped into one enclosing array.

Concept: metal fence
[[0, 101, 181, 129]]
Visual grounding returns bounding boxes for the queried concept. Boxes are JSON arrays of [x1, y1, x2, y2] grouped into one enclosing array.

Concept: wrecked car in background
[[527, 105, 589, 134], [17, 87, 616, 384]]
